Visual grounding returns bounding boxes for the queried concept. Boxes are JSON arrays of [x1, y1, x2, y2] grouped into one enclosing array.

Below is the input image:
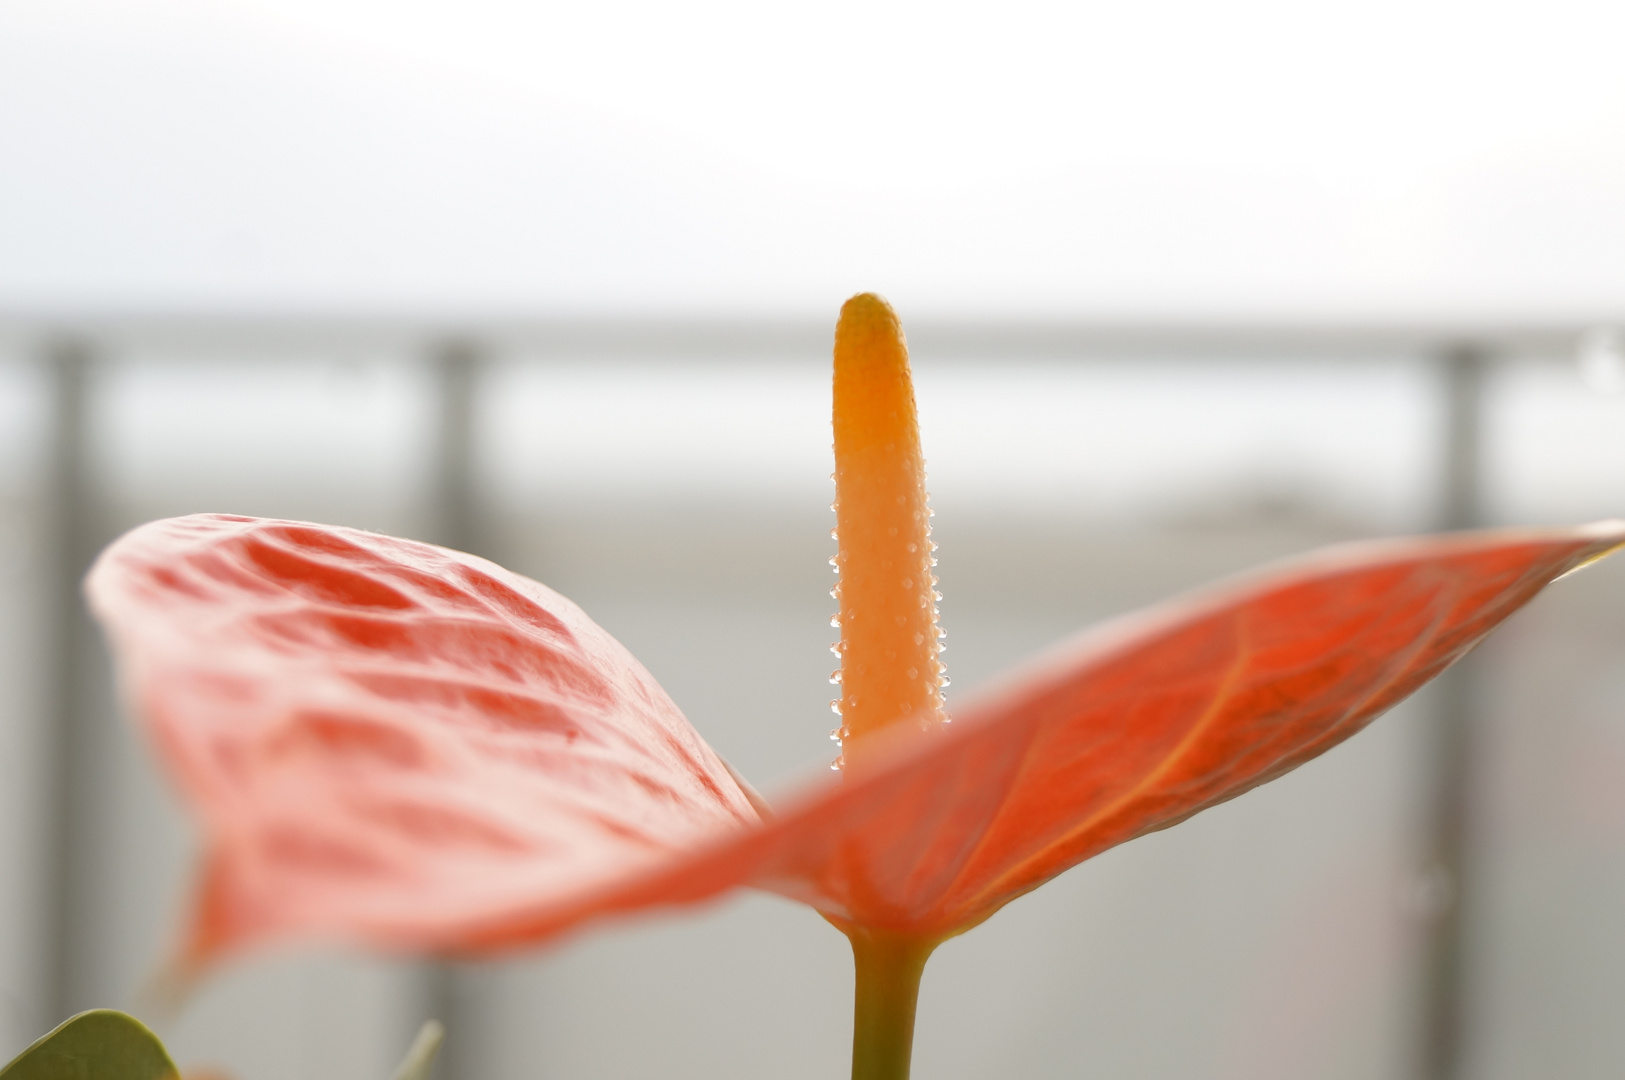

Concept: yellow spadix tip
[[837, 293, 903, 347]]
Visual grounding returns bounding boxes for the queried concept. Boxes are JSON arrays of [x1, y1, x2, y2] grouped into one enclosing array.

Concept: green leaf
[[1, 1011, 176, 1080]]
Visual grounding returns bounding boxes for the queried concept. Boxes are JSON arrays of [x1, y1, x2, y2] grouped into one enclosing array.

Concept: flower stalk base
[[847, 927, 937, 1080]]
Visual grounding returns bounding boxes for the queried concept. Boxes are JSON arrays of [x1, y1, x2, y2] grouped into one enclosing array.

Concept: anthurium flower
[[87, 294, 1624, 1080]]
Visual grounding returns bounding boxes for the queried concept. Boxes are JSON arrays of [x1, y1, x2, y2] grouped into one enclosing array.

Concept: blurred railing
[[9, 314, 1621, 1080]]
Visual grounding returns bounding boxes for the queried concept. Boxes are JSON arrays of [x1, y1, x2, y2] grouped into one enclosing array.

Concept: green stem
[[847, 928, 938, 1080]]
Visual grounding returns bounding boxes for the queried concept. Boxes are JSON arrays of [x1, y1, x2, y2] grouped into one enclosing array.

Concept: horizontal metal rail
[[2, 313, 1620, 362]]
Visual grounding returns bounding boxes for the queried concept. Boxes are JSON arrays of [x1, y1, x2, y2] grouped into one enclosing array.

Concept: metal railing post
[[430, 339, 483, 557], [40, 338, 95, 1027], [419, 338, 486, 1080], [1416, 343, 1487, 1080]]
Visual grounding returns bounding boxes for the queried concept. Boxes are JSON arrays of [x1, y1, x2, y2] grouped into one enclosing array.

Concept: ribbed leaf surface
[[87, 515, 758, 964]]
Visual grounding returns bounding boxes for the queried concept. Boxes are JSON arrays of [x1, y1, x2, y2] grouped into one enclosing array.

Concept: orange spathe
[[84, 514, 1625, 961], [831, 294, 947, 762]]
